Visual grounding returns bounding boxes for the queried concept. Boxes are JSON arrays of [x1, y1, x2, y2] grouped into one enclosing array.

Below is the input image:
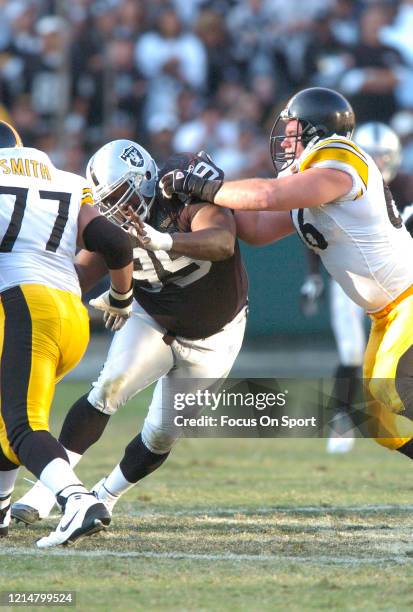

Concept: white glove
[[300, 274, 324, 317], [130, 223, 173, 252], [89, 285, 133, 332]]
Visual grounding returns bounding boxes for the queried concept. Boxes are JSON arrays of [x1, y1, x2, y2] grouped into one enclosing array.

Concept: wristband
[[187, 175, 222, 203], [159, 232, 173, 251], [109, 285, 134, 308], [200, 178, 223, 203]]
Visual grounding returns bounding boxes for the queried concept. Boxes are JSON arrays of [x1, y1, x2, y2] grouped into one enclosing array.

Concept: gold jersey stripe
[[313, 141, 369, 167], [300, 146, 368, 190], [81, 187, 94, 206], [316, 138, 368, 163]]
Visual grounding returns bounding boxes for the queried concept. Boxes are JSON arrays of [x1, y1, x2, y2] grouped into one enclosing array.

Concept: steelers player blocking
[[161, 87, 413, 460], [0, 121, 134, 547], [300, 122, 408, 454], [12, 142, 248, 522]]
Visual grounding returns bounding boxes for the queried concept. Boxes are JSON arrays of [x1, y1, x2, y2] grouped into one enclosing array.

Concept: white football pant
[[88, 301, 247, 453], [329, 279, 366, 367]]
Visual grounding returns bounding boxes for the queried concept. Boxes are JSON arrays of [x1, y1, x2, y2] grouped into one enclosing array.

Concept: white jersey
[[0, 146, 93, 296], [291, 135, 413, 312]]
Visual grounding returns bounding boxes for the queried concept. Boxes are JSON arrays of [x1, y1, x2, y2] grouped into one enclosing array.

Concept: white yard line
[[0, 546, 411, 565], [126, 503, 413, 517]]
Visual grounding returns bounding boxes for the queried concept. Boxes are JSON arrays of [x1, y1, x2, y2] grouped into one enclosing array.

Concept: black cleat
[[11, 503, 40, 525]]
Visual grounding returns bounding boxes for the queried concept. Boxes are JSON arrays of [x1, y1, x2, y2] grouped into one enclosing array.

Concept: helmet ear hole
[[145, 171, 151, 180]]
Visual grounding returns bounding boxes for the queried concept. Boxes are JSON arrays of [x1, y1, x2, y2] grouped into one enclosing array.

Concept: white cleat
[[327, 435, 355, 454], [36, 492, 111, 548], [92, 478, 119, 515], [0, 497, 11, 537], [12, 480, 57, 524]]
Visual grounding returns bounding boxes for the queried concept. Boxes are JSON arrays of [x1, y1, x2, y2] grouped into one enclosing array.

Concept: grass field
[[2, 381, 413, 611]]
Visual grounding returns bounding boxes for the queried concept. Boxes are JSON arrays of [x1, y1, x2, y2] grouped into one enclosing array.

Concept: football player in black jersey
[[12, 142, 248, 523]]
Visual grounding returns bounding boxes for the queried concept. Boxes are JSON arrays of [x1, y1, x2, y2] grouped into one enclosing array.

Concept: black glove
[[159, 150, 224, 203], [159, 170, 220, 202]]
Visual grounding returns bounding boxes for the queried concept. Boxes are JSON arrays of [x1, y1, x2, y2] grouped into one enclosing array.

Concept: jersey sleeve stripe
[[81, 187, 94, 206], [300, 146, 369, 190], [317, 138, 368, 163]]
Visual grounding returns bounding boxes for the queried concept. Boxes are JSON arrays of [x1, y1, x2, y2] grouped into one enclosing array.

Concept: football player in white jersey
[[161, 87, 413, 463], [0, 121, 134, 547], [301, 122, 407, 454], [302, 122, 413, 453], [11, 141, 248, 524]]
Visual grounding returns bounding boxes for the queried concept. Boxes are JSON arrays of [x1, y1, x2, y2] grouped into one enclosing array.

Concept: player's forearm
[[214, 179, 279, 211], [235, 211, 294, 245], [108, 262, 134, 294], [75, 250, 108, 294], [170, 229, 235, 261]]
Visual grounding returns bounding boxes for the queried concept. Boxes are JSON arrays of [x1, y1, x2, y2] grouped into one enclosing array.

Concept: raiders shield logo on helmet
[[120, 145, 144, 168]]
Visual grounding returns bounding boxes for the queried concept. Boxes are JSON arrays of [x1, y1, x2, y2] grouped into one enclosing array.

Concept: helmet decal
[[120, 145, 145, 168]]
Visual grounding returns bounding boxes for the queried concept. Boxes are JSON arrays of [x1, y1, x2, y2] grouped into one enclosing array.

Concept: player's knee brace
[[119, 433, 169, 483]]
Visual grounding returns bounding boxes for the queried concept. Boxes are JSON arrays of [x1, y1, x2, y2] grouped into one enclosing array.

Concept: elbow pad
[[83, 216, 133, 269]]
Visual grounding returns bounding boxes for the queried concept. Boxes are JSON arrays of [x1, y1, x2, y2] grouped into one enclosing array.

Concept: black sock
[[119, 433, 169, 484], [59, 393, 110, 454], [17, 430, 68, 479], [0, 446, 18, 471], [397, 439, 413, 460]]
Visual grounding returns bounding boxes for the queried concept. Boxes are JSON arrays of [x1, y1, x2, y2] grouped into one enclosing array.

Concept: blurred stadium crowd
[[2, 0, 413, 180]]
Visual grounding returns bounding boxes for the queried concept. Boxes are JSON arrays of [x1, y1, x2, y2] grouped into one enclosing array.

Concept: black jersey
[[132, 200, 248, 339]]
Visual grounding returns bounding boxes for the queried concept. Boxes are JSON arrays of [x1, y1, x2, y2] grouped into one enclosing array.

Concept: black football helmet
[[0, 120, 23, 148], [270, 87, 355, 175]]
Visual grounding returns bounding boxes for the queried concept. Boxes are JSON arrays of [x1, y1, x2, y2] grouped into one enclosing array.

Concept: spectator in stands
[[339, 4, 403, 123]]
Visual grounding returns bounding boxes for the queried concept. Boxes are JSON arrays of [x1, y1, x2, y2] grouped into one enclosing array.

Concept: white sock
[[0, 468, 19, 500], [17, 478, 57, 516], [39, 458, 85, 496], [103, 465, 134, 498], [17, 449, 83, 515], [64, 448, 82, 468]]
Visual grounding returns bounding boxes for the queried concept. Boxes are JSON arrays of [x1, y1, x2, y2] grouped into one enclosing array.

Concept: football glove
[[300, 274, 324, 317], [130, 222, 173, 252], [89, 285, 133, 331], [159, 170, 223, 203]]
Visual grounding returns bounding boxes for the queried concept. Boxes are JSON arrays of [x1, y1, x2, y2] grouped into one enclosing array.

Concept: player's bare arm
[[127, 203, 236, 261], [235, 210, 295, 245], [214, 167, 352, 211], [74, 249, 107, 295], [77, 203, 133, 294], [170, 204, 235, 261], [161, 166, 352, 212], [77, 203, 134, 331]]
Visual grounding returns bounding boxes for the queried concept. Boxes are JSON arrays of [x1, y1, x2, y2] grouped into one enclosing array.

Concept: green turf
[[3, 382, 413, 611]]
